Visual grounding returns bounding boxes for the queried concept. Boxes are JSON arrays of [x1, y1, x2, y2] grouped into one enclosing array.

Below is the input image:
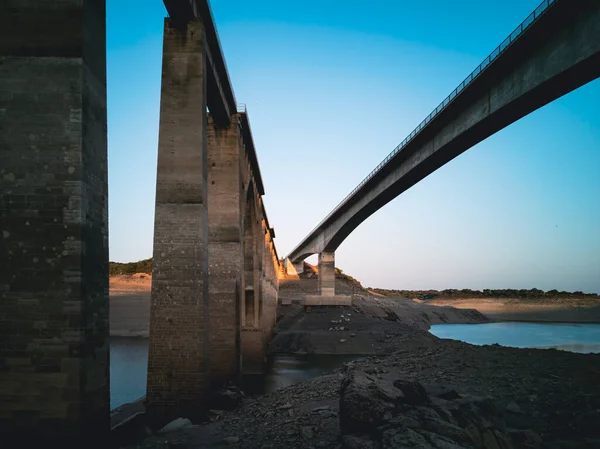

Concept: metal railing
[[290, 0, 557, 256]]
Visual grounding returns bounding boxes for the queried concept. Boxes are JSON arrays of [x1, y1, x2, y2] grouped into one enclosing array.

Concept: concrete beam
[[239, 111, 265, 195], [146, 18, 210, 426], [287, 1, 600, 262], [0, 1, 109, 446]]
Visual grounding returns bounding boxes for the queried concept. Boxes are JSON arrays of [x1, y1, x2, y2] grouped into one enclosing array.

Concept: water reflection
[[249, 354, 363, 395], [430, 322, 600, 354], [110, 337, 362, 410]]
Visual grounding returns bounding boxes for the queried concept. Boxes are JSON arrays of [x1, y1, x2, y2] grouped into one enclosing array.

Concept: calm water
[[111, 323, 600, 409], [110, 337, 359, 410], [110, 337, 148, 410], [430, 322, 600, 354]]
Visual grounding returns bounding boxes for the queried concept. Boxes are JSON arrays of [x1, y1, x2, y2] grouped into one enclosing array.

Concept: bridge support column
[[207, 114, 242, 387], [147, 18, 209, 425], [0, 1, 109, 445], [318, 251, 336, 296]]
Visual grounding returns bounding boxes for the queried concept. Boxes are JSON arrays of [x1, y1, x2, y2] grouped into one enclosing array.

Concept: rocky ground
[[115, 271, 600, 449], [125, 334, 600, 448]]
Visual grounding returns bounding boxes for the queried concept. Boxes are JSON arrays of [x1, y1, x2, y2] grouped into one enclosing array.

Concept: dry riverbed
[[115, 274, 600, 448]]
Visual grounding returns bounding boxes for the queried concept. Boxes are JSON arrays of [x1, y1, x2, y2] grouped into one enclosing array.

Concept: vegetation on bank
[[110, 258, 597, 301], [109, 258, 152, 276], [367, 288, 599, 300]]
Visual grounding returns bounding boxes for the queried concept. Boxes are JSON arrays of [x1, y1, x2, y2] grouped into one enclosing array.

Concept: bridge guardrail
[[291, 0, 557, 255]]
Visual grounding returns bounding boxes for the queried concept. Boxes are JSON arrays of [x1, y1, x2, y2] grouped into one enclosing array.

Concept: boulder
[[339, 371, 403, 434], [339, 369, 520, 449], [111, 412, 152, 446], [158, 417, 192, 434], [210, 385, 244, 410]]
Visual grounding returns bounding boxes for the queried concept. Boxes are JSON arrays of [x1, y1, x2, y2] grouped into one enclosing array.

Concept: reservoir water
[[109, 337, 359, 410], [429, 322, 600, 354], [110, 322, 600, 410]]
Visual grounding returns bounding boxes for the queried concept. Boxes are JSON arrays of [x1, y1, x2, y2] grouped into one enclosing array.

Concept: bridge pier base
[[146, 18, 210, 426], [0, 1, 109, 446], [303, 252, 352, 306], [241, 328, 266, 375]]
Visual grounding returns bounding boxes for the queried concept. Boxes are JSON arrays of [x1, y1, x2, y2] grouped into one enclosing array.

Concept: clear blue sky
[[107, 0, 600, 293]]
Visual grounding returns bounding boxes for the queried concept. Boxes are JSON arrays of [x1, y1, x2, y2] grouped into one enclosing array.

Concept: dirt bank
[[110, 274, 151, 338], [425, 298, 600, 323], [117, 273, 600, 448]]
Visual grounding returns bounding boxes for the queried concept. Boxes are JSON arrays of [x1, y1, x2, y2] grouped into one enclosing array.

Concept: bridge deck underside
[[288, 1, 600, 263]]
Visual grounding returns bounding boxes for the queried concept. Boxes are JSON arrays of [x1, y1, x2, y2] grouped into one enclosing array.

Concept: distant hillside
[[368, 288, 600, 301], [109, 259, 597, 302], [109, 258, 152, 276]]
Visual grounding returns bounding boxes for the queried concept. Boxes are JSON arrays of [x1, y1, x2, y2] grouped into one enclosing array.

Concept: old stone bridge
[[0, 0, 281, 444]]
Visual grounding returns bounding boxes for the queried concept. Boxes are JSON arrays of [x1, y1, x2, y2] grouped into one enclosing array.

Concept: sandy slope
[[110, 274, 151, 337], [426, 297, 600, 323]]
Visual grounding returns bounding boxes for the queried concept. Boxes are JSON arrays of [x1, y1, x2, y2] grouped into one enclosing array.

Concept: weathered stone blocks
[[0, 1, 108, 446]]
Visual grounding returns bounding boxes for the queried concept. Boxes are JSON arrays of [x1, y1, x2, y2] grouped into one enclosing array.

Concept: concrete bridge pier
[[146, 17, 210, 426], [0, 1, 109, 446], [318, 251, 336, 296], [241, 191, 266, 375], [305, 251, 352, 306]]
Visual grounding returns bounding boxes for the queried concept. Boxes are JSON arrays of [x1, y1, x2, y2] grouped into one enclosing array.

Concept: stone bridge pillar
[[241, 193, 265, 375], [146, 18, 210, 426], [0, 1, 109, 446], [207, 114, 242, 387], [318, 251, 336, 296]]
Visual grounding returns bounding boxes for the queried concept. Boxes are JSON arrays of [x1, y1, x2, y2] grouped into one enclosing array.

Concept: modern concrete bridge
[[286, 0, 600, 299], [0, 0, 281, 444]]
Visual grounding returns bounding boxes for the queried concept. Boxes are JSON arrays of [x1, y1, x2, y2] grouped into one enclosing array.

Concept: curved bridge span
[[286, 0, 600, 296]]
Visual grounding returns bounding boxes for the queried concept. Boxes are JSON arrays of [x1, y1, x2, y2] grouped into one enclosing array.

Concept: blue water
[[430, 322, 600, 354], [110, 337, 148, 410]]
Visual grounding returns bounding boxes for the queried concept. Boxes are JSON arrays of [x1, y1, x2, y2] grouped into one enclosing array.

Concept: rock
[[223, 436, 240, 445], [278, 402, 292, 410], [393, 379, 430, 406], [111, 412, 153, 446], [341, 434, 377, 449], [340, 339, 347, 343], [381, 427, 431, 448], [508, 429, 543, 448], [210, 386, 244, 410], [312, 405, 331, 412], [505, 401, 522, 414], [301, 426, 315, 439], [339, 370, 403, 433], [158, 417, 192, 434], [288, 408, 294, 417], [350, 333, 356, 337]]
